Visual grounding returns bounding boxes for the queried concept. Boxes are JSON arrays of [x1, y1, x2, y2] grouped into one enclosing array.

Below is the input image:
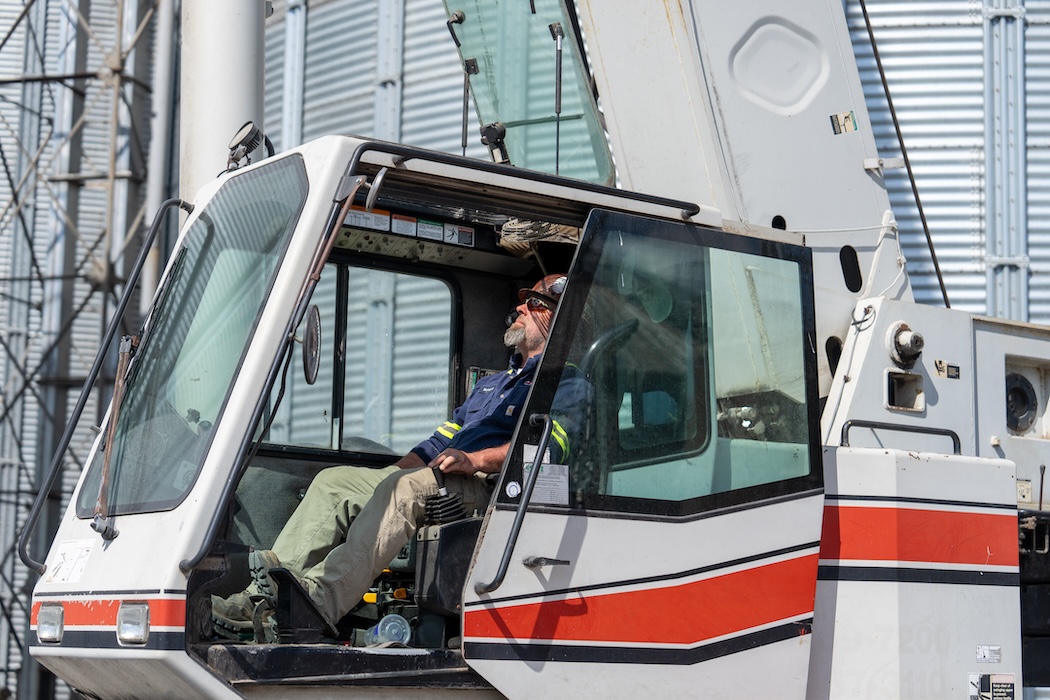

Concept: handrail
[[840, 419, 961, 455], [344, 140, 703, 219], [474, 414, 554, 595], [19, 197, 193, 573]]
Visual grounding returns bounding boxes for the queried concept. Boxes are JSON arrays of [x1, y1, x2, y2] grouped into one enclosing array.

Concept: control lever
[[425, 465, 467, 525]]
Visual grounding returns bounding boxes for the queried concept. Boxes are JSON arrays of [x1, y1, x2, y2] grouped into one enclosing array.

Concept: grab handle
[[474, 414, 554, 595]]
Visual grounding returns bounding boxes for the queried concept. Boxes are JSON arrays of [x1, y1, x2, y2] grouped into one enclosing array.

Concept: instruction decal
[[522, 444, 569, 505], [345, 206, 391, 231], [935, 359, 961, 379], [830, 110, 857, 135], [968, 672, 1014, 700]]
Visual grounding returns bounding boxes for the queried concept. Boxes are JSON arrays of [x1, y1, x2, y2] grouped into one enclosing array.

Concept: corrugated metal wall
[[403, 0, 484, 150], [847, 0, 989, 311], [0, 0, 34, 688], [0, 0, 153, 697], [265, 0, 485, 154], [847, 0, 1050, 324], [1025, 0, 1050, 322]]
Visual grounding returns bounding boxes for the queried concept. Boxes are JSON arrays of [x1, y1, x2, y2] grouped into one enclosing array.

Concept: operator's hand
[[429, 448, 477, 475]]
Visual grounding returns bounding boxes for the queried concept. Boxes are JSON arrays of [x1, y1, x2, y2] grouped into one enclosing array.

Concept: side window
[[511, 210, 818, 517], [266, 267, 453, 456], [265, 266, 338, 448], [342, 272, 453, 454], [708, 249, 811, 490]]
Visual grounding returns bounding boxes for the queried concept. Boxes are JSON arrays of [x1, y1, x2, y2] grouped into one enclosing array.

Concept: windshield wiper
[[91, 334, 139, 540]]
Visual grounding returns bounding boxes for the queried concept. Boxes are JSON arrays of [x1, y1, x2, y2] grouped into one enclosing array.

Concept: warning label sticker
[[345, 206, 390, 231], [418, 219, 444, 241], [968, 673, 1014, 700], [391, 214, 417, 237]]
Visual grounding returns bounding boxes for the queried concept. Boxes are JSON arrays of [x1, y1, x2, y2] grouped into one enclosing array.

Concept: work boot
[[211, 591, 255, 639], [249, 549, 282, 606]]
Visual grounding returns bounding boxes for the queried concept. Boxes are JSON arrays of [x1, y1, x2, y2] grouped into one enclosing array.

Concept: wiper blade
[[91, 334, 138, 540]]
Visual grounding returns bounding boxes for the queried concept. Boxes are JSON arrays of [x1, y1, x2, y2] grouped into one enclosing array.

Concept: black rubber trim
[[33, 589, 185, 598], [826, 494, 1017, 511], [818, 565, 1019, 587], [33, 630, 186, 651]]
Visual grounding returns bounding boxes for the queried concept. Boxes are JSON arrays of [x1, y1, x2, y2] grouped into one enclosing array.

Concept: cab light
[[117, 602, 150, 645], [36, 603, 64, 644]]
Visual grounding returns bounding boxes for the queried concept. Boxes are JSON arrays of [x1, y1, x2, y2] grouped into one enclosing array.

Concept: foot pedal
[[269, 568, 338, 642]]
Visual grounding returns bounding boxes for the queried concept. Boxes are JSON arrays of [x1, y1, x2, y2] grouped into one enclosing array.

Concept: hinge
[[863, 156, 905, 173]]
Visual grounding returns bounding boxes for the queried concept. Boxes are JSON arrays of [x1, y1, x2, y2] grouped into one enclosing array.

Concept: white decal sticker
[[344, 206, 391, 231], [443, 223, 475, 247], [976, 645, 1002, 663], [417, 220, 444, 241], [968, 672, 1014, 700], [523, 445, 569, 506], [45, 539, 95, 584], [391, 214, 417, 237]]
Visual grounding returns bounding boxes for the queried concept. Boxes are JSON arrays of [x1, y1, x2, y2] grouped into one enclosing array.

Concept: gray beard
[[504, 326, 526, 348]]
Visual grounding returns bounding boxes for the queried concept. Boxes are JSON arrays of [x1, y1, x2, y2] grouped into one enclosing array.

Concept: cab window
[[506, 209, 820, 517], [265, 266, 453, 456]]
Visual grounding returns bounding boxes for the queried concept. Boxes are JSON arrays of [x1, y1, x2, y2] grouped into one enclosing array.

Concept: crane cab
[[24, 135, 835, 698]]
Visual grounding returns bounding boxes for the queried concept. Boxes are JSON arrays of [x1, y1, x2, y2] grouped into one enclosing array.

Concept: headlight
[[36, 603, 64, 644], [116, 601, 150, 645]]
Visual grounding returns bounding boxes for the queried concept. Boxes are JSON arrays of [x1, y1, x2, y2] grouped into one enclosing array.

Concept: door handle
[[523, 556, 570, 569]]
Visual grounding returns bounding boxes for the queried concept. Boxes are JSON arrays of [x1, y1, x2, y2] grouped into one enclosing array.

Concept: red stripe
[[821, 506, 1018, 567], [465, 554, 818, 645], [30, 598, 186, 628]]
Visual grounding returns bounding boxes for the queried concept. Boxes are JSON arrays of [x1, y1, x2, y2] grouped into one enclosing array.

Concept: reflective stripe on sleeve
[[436, 421, 462, 439], [551, 420, 569, 461]]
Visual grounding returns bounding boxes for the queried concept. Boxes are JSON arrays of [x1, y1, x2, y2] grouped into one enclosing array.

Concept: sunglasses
[[524, 292, 557, 312]]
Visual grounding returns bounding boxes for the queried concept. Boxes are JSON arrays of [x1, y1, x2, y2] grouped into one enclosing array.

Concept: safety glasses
[[524, 292, 557, 312]]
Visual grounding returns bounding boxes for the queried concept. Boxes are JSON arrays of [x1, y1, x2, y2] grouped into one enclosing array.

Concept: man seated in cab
[[213, 273, 587, 633]]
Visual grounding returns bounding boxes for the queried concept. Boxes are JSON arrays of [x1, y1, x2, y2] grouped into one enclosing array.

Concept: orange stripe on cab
[[466, 553, 818, 645], [821, 505, 1018, 567], [30, 597, 186, 628]]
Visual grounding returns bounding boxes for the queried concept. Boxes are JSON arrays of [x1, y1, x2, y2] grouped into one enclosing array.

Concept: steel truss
[[0, 1, 164, 698]]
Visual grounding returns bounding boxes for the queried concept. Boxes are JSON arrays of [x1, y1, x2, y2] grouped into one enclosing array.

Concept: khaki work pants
[[270, 464, 401, 575], [273, 464, 493, 626]]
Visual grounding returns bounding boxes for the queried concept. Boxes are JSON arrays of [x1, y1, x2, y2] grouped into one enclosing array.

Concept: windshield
[[445, 0, 613, 183], [77, 155, 309, 516]]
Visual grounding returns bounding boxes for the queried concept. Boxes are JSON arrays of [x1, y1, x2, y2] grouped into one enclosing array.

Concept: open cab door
[[465, 209, 825, 697]]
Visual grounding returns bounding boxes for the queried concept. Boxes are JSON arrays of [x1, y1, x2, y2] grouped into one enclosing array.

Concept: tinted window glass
[[502, 210, 819, 517], [77, 156, 308, 516]]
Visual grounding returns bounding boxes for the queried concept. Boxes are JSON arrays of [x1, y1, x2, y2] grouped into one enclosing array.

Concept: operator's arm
[[394, 451, 426, 469], [429, 444, 509, 475]]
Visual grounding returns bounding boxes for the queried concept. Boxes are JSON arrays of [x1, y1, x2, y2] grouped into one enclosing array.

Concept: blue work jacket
[[409, 354, 539, 464]]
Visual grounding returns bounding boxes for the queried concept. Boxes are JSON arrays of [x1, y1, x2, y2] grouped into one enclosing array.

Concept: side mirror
[[302, 305, 321, 385]]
